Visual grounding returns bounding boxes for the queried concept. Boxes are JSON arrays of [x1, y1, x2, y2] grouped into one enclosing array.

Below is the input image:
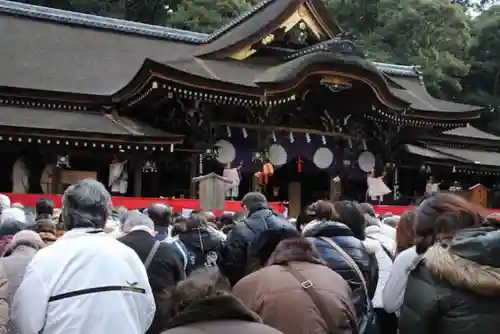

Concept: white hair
[[122, 214, 154, 234], [1, 208, 26, 225], [0, 194, 10, 211]]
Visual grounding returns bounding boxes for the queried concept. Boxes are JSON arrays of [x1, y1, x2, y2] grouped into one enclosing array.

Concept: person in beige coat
[[0, 230, 45, 333], [233, 236, 358, 334]]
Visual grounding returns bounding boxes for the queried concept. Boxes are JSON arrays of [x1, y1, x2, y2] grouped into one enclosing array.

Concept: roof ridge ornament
[[284, 34, 360, 61], [412, 65, 425, 85]]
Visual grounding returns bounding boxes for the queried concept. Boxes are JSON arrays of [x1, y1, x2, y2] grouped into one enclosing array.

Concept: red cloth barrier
[[6, 194, 499, 216], [4, 193, 286, 215]]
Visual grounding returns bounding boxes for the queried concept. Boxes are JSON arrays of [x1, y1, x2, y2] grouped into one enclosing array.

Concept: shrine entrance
[[265, 157, 331, 216]]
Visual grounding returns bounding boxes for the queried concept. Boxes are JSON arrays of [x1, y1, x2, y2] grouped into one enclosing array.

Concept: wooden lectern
[[469, 184, 488, 207], [192, 173, 233, 212]]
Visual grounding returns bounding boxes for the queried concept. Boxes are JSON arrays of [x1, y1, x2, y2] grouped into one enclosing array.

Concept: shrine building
[[1, 0, 499, 213]]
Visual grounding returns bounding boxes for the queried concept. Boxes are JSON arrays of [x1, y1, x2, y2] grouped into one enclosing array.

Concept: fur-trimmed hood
[[163, 294, 261, 329], [424, 226, 500, 295], [4, 230, 45, 256]]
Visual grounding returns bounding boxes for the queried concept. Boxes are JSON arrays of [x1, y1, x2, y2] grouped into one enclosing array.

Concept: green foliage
[[166, 0, 252, 33], [326, 0, 473, 99], [461, 5, 500, 132]]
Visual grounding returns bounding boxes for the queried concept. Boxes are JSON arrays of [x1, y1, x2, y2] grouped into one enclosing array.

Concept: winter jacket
[[12, 228, 155, 334], [399, 226, 500, 334], [363, 238, 393, 309], [163, 236, 192, 276], [303, 220, 378, 333], [222, 207, 288, 285], [365, 224, 396, 256], [383, 246, 419, 314], [0, 231, 45, 333], [119, 229, 186, 334], [161, 294, 282, 334], [178, 229, 224, 270], [233, 238, 358, 334]]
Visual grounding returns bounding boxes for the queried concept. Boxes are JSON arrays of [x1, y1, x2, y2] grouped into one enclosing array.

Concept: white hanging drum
[[313, 147, 334, 169], [269, 144, 287, 166], [358, 151, 375, 172], [215, 139, 236, 164]]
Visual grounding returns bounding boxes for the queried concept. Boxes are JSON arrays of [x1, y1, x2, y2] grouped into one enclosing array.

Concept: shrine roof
[[443, 125, 500, 141], [0, 105, 183, 144], [0, 0, 482, 117], [405, 144, 500, 168]]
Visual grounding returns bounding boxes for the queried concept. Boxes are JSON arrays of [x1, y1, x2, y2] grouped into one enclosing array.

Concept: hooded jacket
[[399, 226, 500, 334], [160, 294, 283, 334], [0, 230, 45, 333], [303, 220, 378, 333], [222, 206, 288, 285], [11, 227, 156, 334], [233, 238, 357, 334], [179, 229, 224, 270]]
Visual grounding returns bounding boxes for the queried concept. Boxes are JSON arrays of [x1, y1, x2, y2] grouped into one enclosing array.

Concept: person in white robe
[[223, 162, 242, 199], [367, 170, 391, 204], [12, 158, 29, 194], [109, 159, 128, 195], [425, 176, 440, 197]]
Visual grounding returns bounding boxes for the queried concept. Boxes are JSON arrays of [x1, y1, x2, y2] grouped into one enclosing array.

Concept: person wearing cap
[[221, 192, 289, 286]]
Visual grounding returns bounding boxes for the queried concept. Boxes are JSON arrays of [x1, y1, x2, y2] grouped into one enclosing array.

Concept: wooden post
[[192, 173, 233, 212], [133, 158, 143, 197], [189, 155, 197, 198], [51, 167, 61, 194], [288, 182, 301, 217]]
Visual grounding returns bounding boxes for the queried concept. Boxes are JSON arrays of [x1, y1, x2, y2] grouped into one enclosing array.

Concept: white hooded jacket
[[11, 228, 155, 334], [363, 237, 393, 309]]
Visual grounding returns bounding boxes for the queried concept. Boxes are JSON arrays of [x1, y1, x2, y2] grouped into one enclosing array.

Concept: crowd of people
[[0, 178, 498, 333]]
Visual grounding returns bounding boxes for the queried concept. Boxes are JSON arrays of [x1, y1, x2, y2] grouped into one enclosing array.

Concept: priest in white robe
[[366, 170, 391, 204], [12, 158, 29, 194], [223, 162, 242, 199], [109, 159, 128, 196]]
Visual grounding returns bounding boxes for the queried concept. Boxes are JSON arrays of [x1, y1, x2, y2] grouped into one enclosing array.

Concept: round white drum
[[313, 147, 334, 169], [215, 139, 236, 164], [269, 144, 287, 166], [358, 151, 375, 172]]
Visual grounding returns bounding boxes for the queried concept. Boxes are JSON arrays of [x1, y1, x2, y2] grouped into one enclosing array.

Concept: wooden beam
[[210, 121, 358, 139]]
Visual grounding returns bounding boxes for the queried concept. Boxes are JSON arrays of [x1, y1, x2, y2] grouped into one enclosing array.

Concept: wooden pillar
[[288, 181, 301, 217], [133, 158, 143, 197], [189, 155, 197, 199], [51, 167, 61, 194], [329, 177, 342, 202]]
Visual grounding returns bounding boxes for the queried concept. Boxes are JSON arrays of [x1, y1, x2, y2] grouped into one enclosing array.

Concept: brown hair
[[308, 200, 339, 221], [396, 210, 416, 255], [158, 268, 230, 317], [414, 193, 485, 254]]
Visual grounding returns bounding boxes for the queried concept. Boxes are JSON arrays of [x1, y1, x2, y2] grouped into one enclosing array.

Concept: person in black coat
[[221, 192, 289, 286], [303, 200, 378, 334], [177, 215, 225, 270], [400, 224, 500, 334], [399, 194, 500, 334], [118, 213, 185, 334]]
